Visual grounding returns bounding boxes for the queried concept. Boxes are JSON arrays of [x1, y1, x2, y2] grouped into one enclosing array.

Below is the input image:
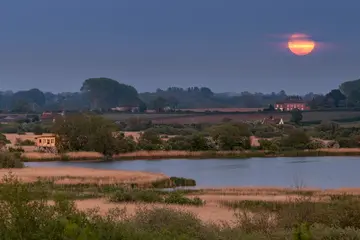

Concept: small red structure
[[275, 97, 309, 111]]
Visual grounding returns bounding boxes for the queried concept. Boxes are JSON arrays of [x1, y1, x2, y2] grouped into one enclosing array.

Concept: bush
[[259, 139, 280, 152], [109, 189, 203, 206], [280, 130, 311, 150], [307, 139, 325, 149], [0, 153, 24, 168], [164, 192, 204, 206], [32, 125, 44, 135], [170, 177, 196, 187], [0, 125, 18, 133], [337, 137, 360, 148], [15, 138, 35, 146], [109, 189, 163, 203], [8, 146, 25, 153]]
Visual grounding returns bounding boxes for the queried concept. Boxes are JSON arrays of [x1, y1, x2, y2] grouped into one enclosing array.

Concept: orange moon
[[287, 33, 315, 56]]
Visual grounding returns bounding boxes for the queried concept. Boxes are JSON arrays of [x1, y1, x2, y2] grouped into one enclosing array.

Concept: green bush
[[8, 146, 25, 153], [15, 138, 35, 146], [164, 192, 204, 206], [170, 177, 196, 187], [109, 188, 203, 206], [0, 153, 24, 168], [109, 189, 163, 203]]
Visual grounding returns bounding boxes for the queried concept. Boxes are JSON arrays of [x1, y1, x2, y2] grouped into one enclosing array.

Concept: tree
[[137, 130, 163, 150], [210, 123, 251, 150], [281, 129, 310, 150], [188, 134, 213, 151], [339, 78, 360, 98], [12, 89, 46, 109], [53, 113, 120, 157], [325, 89, 346, 107], [80, 78, 139, 110], [290, 109, 303, 125], [138, 101, 147, 113], [308, 95, 326, 109], [151, 97, 167, 112]]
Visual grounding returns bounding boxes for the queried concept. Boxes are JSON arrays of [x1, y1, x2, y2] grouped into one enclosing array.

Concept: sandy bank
[[74, 198, 236, 224], [0, 167, 168, 185]]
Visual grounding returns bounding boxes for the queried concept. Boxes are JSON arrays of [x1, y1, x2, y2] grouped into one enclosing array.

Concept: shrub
[[15, 138, 35, 146], [32, 125, 44, 135], [0, 153, 24, 168], [109, 189, 163, 203], [8, 146, 25, 153], [280, 130, 311, 150], [170, 177, 196, 187], [164, 192, 204, 206], [109, 189, 203, 206], [307, 139, 325, 149], [259, 139, 280, 152], [337, 137, 360, 148]]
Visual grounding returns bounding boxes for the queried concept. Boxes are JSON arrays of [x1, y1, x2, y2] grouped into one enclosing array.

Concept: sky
[[0, 0, 359, 94]]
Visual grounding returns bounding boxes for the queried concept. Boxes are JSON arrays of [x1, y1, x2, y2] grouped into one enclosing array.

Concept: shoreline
[[19, 149, 360, 162], [4, 166, 360, 194]]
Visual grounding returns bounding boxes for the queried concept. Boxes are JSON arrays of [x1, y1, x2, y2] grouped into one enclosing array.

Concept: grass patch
[[109, 188, 205, 206]]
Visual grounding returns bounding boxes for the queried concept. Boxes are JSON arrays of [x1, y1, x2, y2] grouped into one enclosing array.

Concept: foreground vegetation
[[2, 152, 360, 238], [1, 173, 360, 239]]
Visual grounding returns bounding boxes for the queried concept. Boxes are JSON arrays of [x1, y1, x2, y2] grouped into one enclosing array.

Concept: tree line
[[50, 113, 360, 158], [1, 77, 360, 112]]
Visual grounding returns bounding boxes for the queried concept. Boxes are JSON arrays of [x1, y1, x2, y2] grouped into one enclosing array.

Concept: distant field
[[178, 108, 263, 112], [152, 112, 291, 124], [102, 113, 197, 121], [152, 111, 360, 124], [302, 111, 360, 121], [102, 110, 360, 124]]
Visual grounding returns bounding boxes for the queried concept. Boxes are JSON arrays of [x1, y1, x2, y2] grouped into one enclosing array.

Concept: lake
[[26, 156, 360, 189]]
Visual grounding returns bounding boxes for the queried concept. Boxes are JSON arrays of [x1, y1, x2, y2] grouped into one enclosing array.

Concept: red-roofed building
[[275, 96, 309, 111]]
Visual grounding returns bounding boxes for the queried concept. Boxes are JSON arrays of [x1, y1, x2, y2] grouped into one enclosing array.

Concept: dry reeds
[[0, 167, 169, 185]]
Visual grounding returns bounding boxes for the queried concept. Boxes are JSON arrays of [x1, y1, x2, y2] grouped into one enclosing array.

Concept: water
[[26, 156, 360, 189]]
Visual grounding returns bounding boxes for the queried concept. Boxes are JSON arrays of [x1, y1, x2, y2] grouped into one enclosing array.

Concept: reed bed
[[19, 149, 360, 162]]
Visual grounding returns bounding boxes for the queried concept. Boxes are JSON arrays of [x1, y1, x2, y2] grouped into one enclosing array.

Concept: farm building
[[34, 135, 57, 153], [275, 96, 309, 111]]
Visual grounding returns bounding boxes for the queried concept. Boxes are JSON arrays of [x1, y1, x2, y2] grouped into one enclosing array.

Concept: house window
[[47, 139, 50, 144], [39, 139, 42, 143], [51, 139, 54, 143]]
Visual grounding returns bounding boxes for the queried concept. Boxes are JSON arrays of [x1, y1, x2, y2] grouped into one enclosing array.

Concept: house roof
[[276, 100, 306, 104], [34, 134, 56, 139]]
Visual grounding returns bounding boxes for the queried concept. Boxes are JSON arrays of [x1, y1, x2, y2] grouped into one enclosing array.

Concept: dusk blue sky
[[0, 0, 359, 94]]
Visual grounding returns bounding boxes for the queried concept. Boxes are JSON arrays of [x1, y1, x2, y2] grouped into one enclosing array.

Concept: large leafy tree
[[210, 123, 251, 150], [325, 89, 346, 107], [11, 88, 46, 111], [290, 109, 303, 125], [53, 113, 120, 157], [339, 79, 360, 97], [80, 78, 139, 110]]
